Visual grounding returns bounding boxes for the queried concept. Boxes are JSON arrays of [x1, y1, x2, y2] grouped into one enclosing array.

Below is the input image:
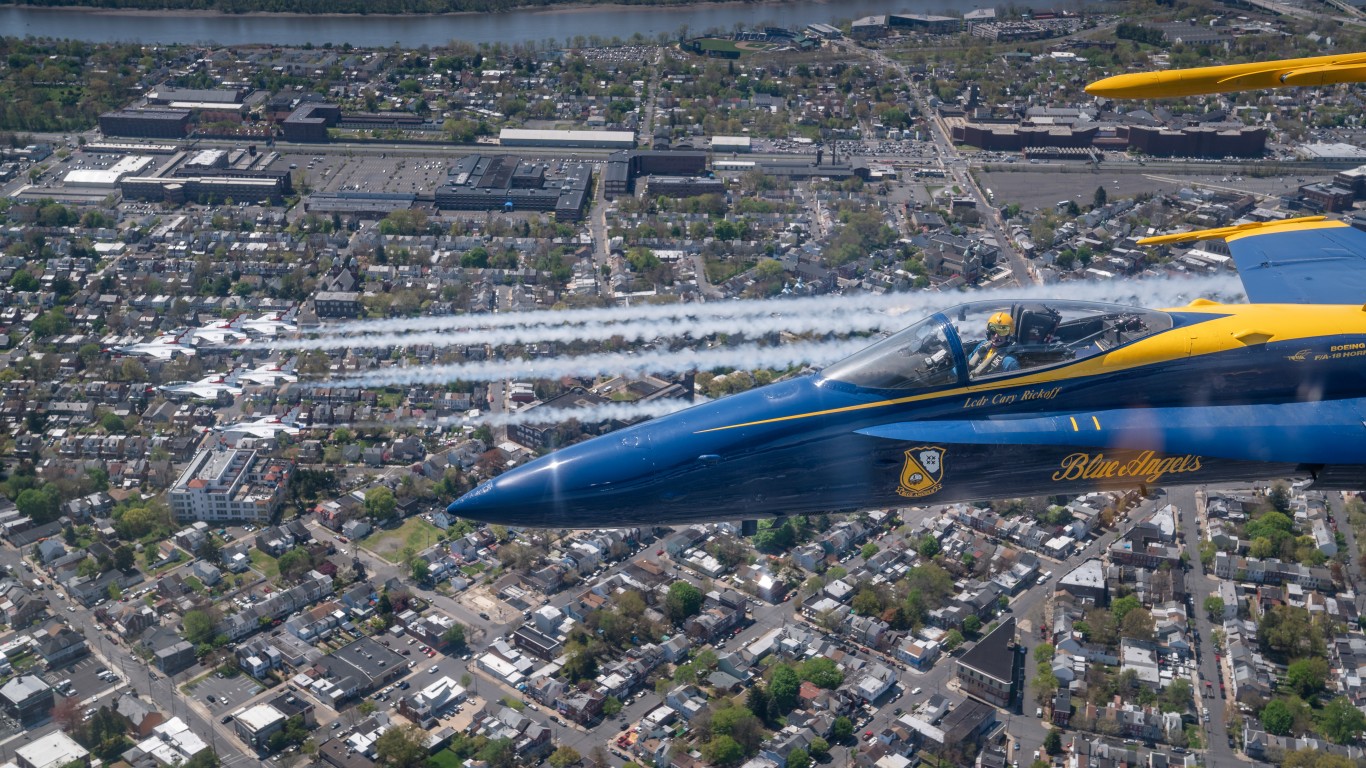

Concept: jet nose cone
[[447, 451, 592, 527], [447, 474, 527, 524]]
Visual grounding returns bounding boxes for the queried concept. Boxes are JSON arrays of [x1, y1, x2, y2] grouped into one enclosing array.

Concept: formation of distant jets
[[107, 308, 300, 361], [103, 307, 303, 435]]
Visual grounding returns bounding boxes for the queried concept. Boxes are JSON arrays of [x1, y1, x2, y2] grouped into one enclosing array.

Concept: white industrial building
[[711, 135, 752, 153], [499, 128, 635, 149], [63, 154, 155, 187]]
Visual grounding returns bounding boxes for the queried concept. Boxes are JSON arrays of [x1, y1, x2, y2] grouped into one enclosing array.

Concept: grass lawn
[[697, 37, 740, 54], [363, 517, 440, 563], [183, 575, 205, 594], [249, 548, 280, 579], [151, 556, 188, 576], [429, 750, 463, 768]]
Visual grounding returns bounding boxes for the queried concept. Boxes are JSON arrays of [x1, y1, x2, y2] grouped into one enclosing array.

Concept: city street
[[0, 545, 264, 767]]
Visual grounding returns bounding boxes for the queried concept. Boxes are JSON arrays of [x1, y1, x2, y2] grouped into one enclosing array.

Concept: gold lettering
[[1053, 450, 1204, 484], [1053, 453, 1090, 482]]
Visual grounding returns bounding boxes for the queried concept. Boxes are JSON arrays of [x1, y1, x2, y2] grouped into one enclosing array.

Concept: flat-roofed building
[[121, 174, 286, 205], [305, 191, 417, 218], [169, 448, 292, 523], [1058, 558, 1107, 606], [712, 136, 751, 153], [0, 674, 52, 724], [100, 109, 191, 139], [436, 154, 593, 222], [16, 731, 88, 768], [63, 154, 156, 188], [499, 128, 635, 149], [147, 86, 246, 105], [644, 176, 725, 198], [282, 103, 341, 142], [233, 703, 287, 748]]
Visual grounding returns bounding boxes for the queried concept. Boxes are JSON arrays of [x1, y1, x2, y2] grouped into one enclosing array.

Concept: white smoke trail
[[343, 398, 695, 431], [324, 338, 871, 388], [266, 274, 1244, 352], [259, 309, 892, 352]]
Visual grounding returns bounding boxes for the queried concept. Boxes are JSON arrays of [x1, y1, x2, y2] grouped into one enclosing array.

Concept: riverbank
[[0, 0, 989, 46], [0, 0, 847, 21]]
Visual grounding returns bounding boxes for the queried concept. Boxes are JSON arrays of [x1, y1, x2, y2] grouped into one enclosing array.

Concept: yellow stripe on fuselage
[[696, 302, 1366, 433]]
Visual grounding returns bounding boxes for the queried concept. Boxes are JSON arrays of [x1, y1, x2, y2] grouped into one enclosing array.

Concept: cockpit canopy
[[820, 300, 1175, 392]]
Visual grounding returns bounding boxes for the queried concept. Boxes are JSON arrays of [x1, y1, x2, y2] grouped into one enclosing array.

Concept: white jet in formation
[[236, 308, 298, 338], [234, 357, 299, 386], [158, 373, 243, 401], [108, 332, 197, 360], [215, 406, 305, 439]]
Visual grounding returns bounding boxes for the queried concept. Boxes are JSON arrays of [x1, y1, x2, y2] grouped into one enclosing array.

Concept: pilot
[[968, 311, 1019, 376]]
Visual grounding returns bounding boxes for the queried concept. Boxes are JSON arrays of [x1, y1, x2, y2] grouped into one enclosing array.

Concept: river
[[1, 0, 1014, 46]]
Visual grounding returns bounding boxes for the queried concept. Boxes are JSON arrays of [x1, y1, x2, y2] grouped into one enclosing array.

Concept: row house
[[1213, 553, 1334, 590], [217, 570, 334, 642]]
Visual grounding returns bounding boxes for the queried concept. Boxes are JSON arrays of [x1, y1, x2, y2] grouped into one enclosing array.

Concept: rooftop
[[16, 731, 88, 768], [957, 616, 1016, 684]]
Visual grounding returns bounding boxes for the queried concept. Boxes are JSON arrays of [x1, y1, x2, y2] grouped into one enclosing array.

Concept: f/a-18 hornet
[[450, 60, 1366, 529]]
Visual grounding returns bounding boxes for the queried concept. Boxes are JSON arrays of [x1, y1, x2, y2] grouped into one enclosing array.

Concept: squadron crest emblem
[[897, 446, 945, 498]]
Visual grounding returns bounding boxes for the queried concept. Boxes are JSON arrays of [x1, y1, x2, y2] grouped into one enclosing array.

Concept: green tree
[[799, 657, 844, 689], [116, 505, 161, 539], [364, 486, 397, 523], [113, 544, 136, 572], [100, 412, 125, 433], [9, 270, 38, 292], [30, 308, 71, 339], [917, 535, 941, 559], [860, 542, 879, 560], [703, 736, 744, 767], [1203, 595, 1225, 619], [769, 664, 801, 713], [182, 609, 215, 645], [1317, 696, 1366, 744], [1044, 729, 1063, 755], [1286, 657, 1329, 699], [745, 684, 769, 720], [1032, 668, 1059, 702], [1160, 679, 1192, 713], [16, 486, 60, 524], [1093, 185, 1108, 209], [832, 716, 854, 742], [182, 751, 221, 768], [1111, 594, 1141, 623], [1034, 643, 1055, 665], [277, 548, 314, 582], [943, 629, 965, 650], [602, 696, 622, 717], [852, 586, 883, 616], [441, 623, 467, 651], [1120, 607, 1156, 641], [374, 724, 429, 767], [549, 746, 582, 768], [410, 557, 429, 583], [665, 581, 703, 622], [1262, 698, 1295, 735], [808, 737, 829, 759], [787, 748, 812, 768], [963, 615, 982, 634]]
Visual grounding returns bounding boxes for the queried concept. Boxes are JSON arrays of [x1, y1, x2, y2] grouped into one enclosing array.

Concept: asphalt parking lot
[[189, 672, 264, 713], [43, 654, 120, 704]]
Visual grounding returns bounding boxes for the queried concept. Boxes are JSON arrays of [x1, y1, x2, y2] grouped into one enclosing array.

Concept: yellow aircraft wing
[[1086, 52, 1366, 99]]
